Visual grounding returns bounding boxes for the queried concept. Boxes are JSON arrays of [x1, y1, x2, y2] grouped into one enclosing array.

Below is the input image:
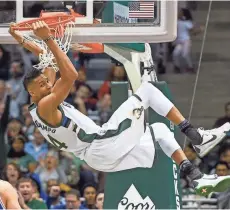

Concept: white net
[[22, 21, 74, 72], [140, 43, 158, 82]]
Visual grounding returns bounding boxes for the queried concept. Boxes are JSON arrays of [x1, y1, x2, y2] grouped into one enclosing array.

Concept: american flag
[[129, 1, 154, 18]]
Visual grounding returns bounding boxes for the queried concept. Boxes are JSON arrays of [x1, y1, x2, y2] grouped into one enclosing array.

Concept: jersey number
[[48, 135, 68, 149]]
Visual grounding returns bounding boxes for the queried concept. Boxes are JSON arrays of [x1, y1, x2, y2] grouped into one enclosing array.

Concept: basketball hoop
[[12, 11, 76, 72], [12, 10, 105, 71]]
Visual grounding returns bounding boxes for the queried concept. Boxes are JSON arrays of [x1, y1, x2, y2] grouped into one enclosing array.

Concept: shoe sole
[[199, 132, 227, 158], [195, 177, 230, 197]]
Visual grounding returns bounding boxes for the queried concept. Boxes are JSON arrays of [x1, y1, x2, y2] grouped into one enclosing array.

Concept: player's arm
[[3, 182, 22, 209], [9, 24, 57, 86], [32, 21, 78, 115], [9, 23, 43, 57]]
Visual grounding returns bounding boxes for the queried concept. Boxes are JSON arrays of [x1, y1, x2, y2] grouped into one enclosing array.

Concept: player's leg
[[134, 82, 230, 157], [151, 123, 230, 197]]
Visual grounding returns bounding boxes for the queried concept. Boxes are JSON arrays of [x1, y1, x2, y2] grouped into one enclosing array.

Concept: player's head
[[23, 67, 52, 102]]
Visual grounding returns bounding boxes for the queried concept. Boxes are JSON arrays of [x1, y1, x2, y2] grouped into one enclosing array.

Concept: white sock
[[135, 82, 174, 117], [150, 123, 181, 158]]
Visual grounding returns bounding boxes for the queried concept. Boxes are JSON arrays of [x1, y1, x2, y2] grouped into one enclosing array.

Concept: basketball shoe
[[193, 174, 230, 197], [193, 122, 230, 157]]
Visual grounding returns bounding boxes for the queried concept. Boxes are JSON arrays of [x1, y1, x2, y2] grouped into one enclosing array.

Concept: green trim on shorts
[[148, 125, 155, 141], [77, 118, 132, 143]]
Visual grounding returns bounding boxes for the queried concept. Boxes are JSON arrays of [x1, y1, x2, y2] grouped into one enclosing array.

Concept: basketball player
[[9, 22, 230, 196], [0, 180, 22, 209]]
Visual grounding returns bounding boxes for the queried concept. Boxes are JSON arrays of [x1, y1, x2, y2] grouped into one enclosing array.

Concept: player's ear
[[28, 91, 34, 97], [28, 88, 35, 96]]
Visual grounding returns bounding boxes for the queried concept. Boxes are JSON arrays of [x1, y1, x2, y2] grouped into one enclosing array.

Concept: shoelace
[[203, 174, 218, 180], [198, 127, 218, 135]]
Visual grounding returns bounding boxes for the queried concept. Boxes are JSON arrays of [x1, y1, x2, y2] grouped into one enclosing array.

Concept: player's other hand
[[32, 21, 51, 40], [8, 22, 17, 35]]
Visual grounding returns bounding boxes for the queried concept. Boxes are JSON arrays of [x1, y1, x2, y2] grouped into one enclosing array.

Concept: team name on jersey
[[34, 120, 56, 133]]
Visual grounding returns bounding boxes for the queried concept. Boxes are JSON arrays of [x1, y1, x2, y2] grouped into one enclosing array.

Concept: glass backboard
[[0, 1, 177, 44]]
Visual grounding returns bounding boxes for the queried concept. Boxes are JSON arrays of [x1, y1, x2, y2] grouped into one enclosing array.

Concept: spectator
[[81, 183, 97, 209], [98, 64, 127, 100], [7, 61, 28, 118], [184, 143, 207, 171], [210, 160, 230, 209], [1, 162, 21, 188], [46, 182, 66, 209], [7, 135, 37, 174], [214, 102, 230, 129], [219, 145, 230, 168], [0, 45, 11, 80], [55, 189, 81, 210], [172, 8, 201, 73], [0, 80, 11, 170], [97, 93, 112, 125], [95, 190, 104, 210], [17, 177, 48, 209], [66, 83, 78, 105], [25, 127, 48, 161], [74, 83, 97, 114], [20, 103, 35, 139], [0, 80, 6, 101], [6, 118, 24, 144], [59, 152, 81, 187], [35, 149, 68, 191], [215, 161, 229, 176], [65, 189, 81, 210], [46, 179, 59, 198]]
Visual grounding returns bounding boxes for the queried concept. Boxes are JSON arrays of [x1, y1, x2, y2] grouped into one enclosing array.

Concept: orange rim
[[71, 43, 104, 54], [12, 14, 75, 31]]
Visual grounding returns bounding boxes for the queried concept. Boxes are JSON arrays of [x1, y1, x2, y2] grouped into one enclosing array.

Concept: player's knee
[[150, 123, 172, 140]]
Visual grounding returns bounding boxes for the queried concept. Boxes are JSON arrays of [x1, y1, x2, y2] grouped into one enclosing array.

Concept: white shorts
[[84, 95, 155, 172]]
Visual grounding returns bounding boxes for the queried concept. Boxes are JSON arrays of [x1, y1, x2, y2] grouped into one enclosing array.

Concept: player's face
[[18, 182, 33, 202], [29, 74, 52, 100], [84, 187, 96, 205]]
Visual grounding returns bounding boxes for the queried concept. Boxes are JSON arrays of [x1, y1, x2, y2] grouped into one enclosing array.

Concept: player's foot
[[193, 174, 230, 197], [193, 122, 230, 157]]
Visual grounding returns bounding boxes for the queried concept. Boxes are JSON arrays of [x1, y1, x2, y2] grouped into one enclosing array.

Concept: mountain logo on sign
[[118, 184, 155, 209]]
